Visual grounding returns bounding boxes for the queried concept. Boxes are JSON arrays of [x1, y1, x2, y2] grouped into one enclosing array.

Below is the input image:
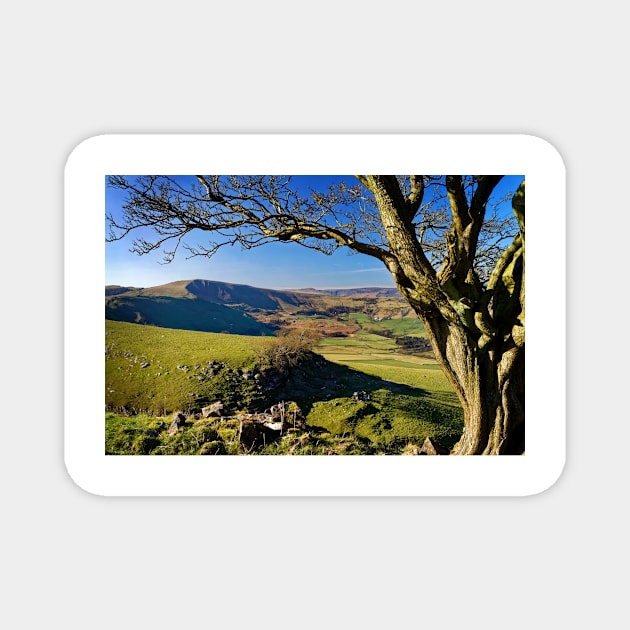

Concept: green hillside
[[106, 320, 276, 415], [185, 279, 307, 310], [105, 320, 464, 454], [105, 295, 273, 335]]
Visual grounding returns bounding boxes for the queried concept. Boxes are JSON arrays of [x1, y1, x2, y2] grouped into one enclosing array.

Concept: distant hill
[[105, 285, 143, 296], [105, 279, 409, 334], [107, 279, 318, 310], [105, 285, 275, 335], [297, 287, 402, 299]]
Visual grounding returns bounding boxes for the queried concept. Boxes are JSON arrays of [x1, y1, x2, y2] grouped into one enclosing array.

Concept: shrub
[[254, 325, 321, 373]]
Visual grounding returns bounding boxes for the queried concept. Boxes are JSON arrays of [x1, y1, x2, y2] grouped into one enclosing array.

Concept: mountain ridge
[[105, 279, 401, 301], [105, 279, 409, 335]]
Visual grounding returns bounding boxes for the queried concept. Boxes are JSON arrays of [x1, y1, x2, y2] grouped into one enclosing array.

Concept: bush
[[254, 325, 320, 373]]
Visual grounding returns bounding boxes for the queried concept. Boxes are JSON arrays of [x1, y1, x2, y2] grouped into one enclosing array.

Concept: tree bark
[[367, 176, 525, 455], [421, 314, 525, 455]]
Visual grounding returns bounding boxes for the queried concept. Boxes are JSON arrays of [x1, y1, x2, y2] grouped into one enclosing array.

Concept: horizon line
[[104, 277, 398, 292]]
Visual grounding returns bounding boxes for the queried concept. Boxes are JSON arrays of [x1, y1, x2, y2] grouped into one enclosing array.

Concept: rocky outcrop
[[202, 401, 224, 418], [168, 412, 187, 435]]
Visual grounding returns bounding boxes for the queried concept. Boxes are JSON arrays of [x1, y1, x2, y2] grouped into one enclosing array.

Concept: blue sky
[[105, 175, 523, 290]]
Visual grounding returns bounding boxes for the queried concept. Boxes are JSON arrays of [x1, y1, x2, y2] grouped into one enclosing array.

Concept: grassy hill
[[105, 294, 274, 335], [107, 279, 319, 310], [301, 287, 402, 299], [105, 320, 463, 454], [106, 320, 276, 415], [105, 279, 419, 335]]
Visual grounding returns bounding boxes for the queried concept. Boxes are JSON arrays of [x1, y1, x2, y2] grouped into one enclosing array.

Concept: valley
[[105, 279, 464, 455]]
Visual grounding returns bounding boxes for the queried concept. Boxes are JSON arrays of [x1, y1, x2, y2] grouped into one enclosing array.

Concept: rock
[[401, 444, 421, 455], [268, 404, 283, 419], [419, 436, 450, 455], [145, 429, 159, 438], [202, 401, 224, 418], [239, 419, 281, 450], [262, 421, 284, 432], [168, 413, 187, 436], [140, 362, 150, 368]]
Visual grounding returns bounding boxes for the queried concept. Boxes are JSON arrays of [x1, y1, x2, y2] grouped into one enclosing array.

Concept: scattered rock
[[202, 401, 224, 418]]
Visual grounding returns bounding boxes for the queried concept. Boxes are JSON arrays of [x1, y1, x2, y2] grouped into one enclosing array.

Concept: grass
[[105, 410, 454, 456], [105, 316, 464, 454], [346, 312, 427, 337], [106, 294, 273, 335], [105, 320, 276, 415]]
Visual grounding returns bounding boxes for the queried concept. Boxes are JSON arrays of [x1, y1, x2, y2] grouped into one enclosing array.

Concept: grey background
[[3, 2, 626, 628]]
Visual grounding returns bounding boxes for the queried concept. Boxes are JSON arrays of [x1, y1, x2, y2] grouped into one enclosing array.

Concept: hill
[[105, 279, 302, 335], [107, 279, 318, 310], [297, 287, 402, 299], [105, 320, 463, 454], [105, 294, 274, 335], [105, 279, 414, 334]]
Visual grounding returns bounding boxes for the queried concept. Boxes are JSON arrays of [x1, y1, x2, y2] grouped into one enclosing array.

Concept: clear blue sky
[[105, 175, 523, 290]]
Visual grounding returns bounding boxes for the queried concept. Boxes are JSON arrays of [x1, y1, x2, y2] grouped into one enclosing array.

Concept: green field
[[105, 319, 464, 454], [345, 312, 427, 337], [311, 327, 462, 446]]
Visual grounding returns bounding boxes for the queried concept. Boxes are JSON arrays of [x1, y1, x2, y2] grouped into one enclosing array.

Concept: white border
[[64, 134, 565, 496]]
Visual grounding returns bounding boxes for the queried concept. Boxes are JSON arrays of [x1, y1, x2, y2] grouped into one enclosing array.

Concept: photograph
[[105, 174, 525, 457]]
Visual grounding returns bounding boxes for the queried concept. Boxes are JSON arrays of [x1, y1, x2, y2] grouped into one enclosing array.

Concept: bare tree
[[107, 175, 524, 455]]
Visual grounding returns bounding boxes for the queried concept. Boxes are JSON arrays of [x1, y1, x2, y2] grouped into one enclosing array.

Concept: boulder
[[168, 413, 187, 436], [202, 402, 224, 418], [239, 419, 282, 450], [419, 436, 450, 455]]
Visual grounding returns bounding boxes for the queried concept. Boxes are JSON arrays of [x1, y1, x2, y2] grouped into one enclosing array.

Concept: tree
[[107, 174, 525, 455]]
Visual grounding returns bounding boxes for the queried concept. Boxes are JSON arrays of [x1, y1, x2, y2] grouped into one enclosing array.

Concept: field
[[105, 317, 464, 454], [310, 324, 462, 446], [105, 320, 276, 415]]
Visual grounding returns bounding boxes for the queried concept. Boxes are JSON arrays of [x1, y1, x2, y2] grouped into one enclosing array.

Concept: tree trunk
[[421, 314, 525, 455], [369, 176, 526, 456]]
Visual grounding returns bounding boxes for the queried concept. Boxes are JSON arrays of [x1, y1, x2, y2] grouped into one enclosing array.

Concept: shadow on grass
[[273, 354, 464, 450], [276, 354, 443, 411]]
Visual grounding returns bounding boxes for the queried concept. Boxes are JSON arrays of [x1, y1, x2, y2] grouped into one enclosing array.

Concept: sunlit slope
[[105, 320, 275, 414]]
